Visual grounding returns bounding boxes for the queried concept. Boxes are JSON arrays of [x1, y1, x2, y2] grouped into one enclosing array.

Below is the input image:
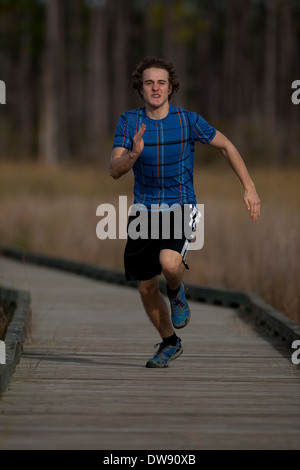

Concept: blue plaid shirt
[[113, 105, 216, 208]]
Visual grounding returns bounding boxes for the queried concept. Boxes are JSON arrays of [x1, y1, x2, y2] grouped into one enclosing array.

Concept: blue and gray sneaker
[[146, 337, 183, 368], [168, 283, 191, 329]]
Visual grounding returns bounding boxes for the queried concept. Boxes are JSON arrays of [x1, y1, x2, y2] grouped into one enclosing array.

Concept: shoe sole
[[172, 310, 191, 329], [145, 346, 183, 368]]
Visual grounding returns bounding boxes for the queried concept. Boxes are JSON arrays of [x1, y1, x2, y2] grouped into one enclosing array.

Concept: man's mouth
[[152, 94, 161, 98]]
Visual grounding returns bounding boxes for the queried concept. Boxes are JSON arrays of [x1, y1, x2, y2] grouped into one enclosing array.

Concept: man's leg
[[138, 276, 174, 338], [139, 275, 183, 368], [160, 248, 191, 329], [159, 249, 185, 290]]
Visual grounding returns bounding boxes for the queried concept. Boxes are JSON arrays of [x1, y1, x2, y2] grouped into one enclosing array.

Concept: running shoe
[[146, 337, 183, 368], [168, 283, 191, 329]]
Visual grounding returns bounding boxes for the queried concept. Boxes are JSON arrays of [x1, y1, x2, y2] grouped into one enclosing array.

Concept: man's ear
[[168, 85, 172, 95]]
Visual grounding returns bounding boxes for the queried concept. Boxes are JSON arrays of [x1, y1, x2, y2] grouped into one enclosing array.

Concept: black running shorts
[[124, 205, 200, 281]]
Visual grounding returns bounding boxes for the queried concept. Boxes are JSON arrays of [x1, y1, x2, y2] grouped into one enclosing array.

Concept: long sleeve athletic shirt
[[112, 104, 216, 209]]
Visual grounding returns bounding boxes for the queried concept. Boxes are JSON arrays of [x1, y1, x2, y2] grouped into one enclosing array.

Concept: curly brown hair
[[131, 56, 180, 100]]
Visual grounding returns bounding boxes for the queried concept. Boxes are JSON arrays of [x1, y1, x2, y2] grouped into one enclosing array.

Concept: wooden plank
[[0, 256, 299, 450]]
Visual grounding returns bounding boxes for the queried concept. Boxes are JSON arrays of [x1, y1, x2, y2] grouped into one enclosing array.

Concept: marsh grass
[[0, 161, 299, 323]]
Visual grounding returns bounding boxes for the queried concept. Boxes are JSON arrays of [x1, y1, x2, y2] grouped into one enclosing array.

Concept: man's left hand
[[244, 186, 261, 221]]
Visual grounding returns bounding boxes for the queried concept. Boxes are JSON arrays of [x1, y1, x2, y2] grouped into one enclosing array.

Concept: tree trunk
[[85, 2, 110, 162], [16, 29, 34, 159], [194, 7, 213, 117], [263, 0, 277, 132], [162, 0, 173, 60], [111, 0, 129, 125], [144, 0, 156, 57], [39, 0, 68, 164], [68, 0, 84, 160], [277, 0, 299, 165], [222, 0, 249, 119], [161, 0, 187, 107]]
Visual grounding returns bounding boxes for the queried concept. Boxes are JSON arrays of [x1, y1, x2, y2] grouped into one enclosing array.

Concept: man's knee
[[160, 251, 183, 277], [138, 279, 159, 299]]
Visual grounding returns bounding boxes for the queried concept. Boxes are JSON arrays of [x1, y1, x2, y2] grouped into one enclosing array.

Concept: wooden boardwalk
[[0, 256, 299, 450]]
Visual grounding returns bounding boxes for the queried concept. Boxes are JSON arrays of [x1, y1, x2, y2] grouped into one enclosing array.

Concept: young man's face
[[141, 67, 172, 110]]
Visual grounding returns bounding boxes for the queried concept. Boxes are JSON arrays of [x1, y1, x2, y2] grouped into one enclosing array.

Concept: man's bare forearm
[[220, 141, 255, 191], [110, 124, 146, 179], [109, 150, 139, 179], [210, 131, 254, 190], [209, 130, 261, 220]]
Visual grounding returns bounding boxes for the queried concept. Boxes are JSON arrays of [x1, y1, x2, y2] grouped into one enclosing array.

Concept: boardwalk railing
[[0, 285, 31, 394], [1, 246, 299, 349]]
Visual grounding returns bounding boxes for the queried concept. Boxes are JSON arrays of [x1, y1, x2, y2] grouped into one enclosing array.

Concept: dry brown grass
[[0, 161, 299, 323]]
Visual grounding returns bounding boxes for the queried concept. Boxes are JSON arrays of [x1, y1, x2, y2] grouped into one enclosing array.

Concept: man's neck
[[145, 103, 170, 120]]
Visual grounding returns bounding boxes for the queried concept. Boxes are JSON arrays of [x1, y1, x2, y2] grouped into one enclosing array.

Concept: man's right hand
[[132, 124, 146, 158], [109, 124, 146, 179]]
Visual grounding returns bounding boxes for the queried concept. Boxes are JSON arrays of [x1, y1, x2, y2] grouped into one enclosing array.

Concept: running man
[[109, 56, 260, 368]]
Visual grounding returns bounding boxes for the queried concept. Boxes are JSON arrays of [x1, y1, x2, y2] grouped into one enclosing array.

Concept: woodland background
[[0, 0, 299, 323], [0, 0, 299, 165]]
